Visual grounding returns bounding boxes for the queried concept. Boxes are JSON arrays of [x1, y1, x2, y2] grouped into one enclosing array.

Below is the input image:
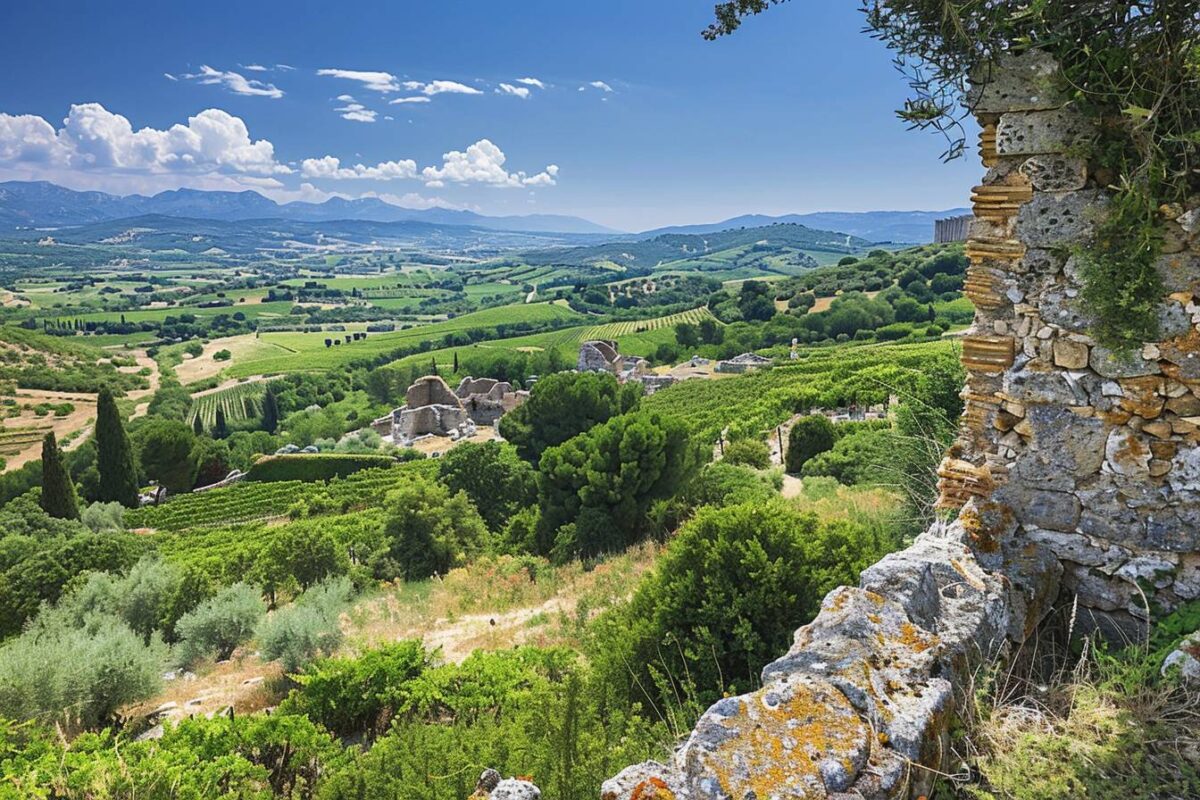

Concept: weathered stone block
[[1053, 338, 1089, 369], [1015, 190, 1106, 247], [1001, 486, 1081, 531], [996, 107, 1094, 157], [1090, 345, 1161, 378], [966, 51, 1065, 114], [1019, 155, 1088, 192]]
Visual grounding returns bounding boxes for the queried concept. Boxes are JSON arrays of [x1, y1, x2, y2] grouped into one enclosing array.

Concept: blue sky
[[0, 0, 979, 231]]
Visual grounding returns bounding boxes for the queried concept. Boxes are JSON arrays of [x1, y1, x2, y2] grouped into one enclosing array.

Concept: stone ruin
[[603, 50, 1200, 800], [578, 339, 677, 394], [375, 374, 529, 444]]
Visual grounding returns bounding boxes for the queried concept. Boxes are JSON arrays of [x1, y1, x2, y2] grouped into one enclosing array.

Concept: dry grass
[[344, 543, 662, 662], [949, 616, 1200, 800]]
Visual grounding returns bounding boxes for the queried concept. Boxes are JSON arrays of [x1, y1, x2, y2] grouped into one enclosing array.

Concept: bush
[[687, 462, 779, 508], [498, 371, 638, 464], [377, 474, 489, 580], [0, 612, 165, 730], [80, 501, 124, 532], [784, 414, 836, 473], [592, 499, 896, 712], [212, 349, 232, 361], [721, 437, 771, 469], [280, 640, 432, 737], [801, 427, 895, 486], [246, 453, 397, 483], [174, 582, 265, 665], [258, 577, 352, 673], [437, 441, 537, 532]]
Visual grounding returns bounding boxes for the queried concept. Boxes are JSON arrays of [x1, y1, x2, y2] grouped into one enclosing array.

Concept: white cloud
[[317, 68, 400, 93], [365, 190, 465, 211], [389, 96, 431, 105], [243, 63, 268, 72], [276, 63, 295, 71], [164, 72, 178, 81], [516, 77, 546, 89], [496, 83, 531, 99], [334, 102, 377, 123], [421, 139, 557, 188], [403, 80, 483, 96], [0, 104, 295, 196], [179, 65, 284, 99], [336, 94, 356, 102], [589, 80, 614, 92], [300, 155, 417, 180], [0, 104, 289, 177]]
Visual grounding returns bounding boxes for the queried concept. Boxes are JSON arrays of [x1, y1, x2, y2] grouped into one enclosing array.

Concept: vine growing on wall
[[706, 1, 1200, 350]]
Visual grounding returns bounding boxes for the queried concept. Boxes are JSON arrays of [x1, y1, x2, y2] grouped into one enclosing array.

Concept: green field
[[224, 301, 587, 377]]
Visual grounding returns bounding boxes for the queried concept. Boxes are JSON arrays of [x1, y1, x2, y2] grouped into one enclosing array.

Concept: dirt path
[[1, 389, 98, 469]]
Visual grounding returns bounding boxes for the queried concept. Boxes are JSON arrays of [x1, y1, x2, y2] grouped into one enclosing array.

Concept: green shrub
[[0, 612, 165, 731], [80, 501, 124, 532], [802, 426, 895, 486], [687, 462, 778, 507], [784, 414, 835, 473], [377, 474, 489, 580], [257, 577, 352, 673], [281, 640, 432, 737], [174, 582, 265, 665], [498, 371, 639, 464], [721, 437, 771, 469], [592, 499, 896, 713], [246, 453, 398, 483], [438, 441, 537, 532]]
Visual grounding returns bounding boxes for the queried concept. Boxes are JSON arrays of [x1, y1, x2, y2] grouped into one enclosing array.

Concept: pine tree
[[40, 432, 79, 520], [192, 414, 204, 436], [214, 407, 229, 439], [96, 387, 140, 507], [453, 352, 459, 373], [261, 386, 279, 433]]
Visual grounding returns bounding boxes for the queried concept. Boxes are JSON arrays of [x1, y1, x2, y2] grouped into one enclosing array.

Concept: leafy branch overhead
[[707, 1, 1200, 348]]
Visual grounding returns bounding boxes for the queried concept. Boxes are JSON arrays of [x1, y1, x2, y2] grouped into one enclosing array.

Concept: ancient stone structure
[[578, 339, 623, 374], [454, 376, 528, 425], [604, 50, 1200, 800], [374, 375, 530, 443], [933, 213, 971, 243], [714, 352, 773, 373], [577, 340, 677, 394]]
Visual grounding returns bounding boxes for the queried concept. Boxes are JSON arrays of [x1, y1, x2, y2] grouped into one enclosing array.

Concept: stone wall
[[933, 214, 971, 243], [603, 50, 1199, 799]]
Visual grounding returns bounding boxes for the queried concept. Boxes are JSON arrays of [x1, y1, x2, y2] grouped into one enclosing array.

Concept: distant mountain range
[[0, 181, 620, 235], [640, 209, 970, 244]]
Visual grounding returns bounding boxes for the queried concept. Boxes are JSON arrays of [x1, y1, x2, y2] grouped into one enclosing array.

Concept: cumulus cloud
[[389, 96, 431, 105], [402, 80, 483, 96], [336, 94, 356, 102], [178, 65, 284, 99], [516, 77, 546, 89], [317, 68, 400, 93], [365, 190, 465, 211], [420, 139, 557, 188], [334, 102, 377, 123], [300, 155, 417, 180], [496, 83, 531, 99], [588, 80, 614, 92], [0, 104, 289, 177]]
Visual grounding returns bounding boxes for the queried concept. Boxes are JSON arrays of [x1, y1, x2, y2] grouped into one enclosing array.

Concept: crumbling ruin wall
[[603, 50, 1200, 800]]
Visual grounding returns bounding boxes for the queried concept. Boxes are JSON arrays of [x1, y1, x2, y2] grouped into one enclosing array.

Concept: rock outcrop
[[605, 49, 1200, 799]]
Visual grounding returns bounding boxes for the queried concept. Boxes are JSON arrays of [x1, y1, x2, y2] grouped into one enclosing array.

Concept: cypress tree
[[214, 407, 229, 439], [40, 432, 79, 520], [96, 386, 140, 507], [453, 352, 459, 373], [192, 414, 204, 436], [261, 386, 279, 434]]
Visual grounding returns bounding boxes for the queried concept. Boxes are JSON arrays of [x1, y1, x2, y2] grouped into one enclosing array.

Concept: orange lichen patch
[[962, 335, 1016, 373], [701, 678, 870, 799], [629, 778, 675, 800], [1118, 376, 1166, 419], [898, 622, 937, 653]]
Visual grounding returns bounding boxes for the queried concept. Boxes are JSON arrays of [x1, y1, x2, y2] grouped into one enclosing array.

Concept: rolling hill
[[640, 209, 971, 244]]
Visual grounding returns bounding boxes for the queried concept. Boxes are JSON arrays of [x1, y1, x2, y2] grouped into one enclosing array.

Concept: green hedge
[[247, 453, 402, 483]]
